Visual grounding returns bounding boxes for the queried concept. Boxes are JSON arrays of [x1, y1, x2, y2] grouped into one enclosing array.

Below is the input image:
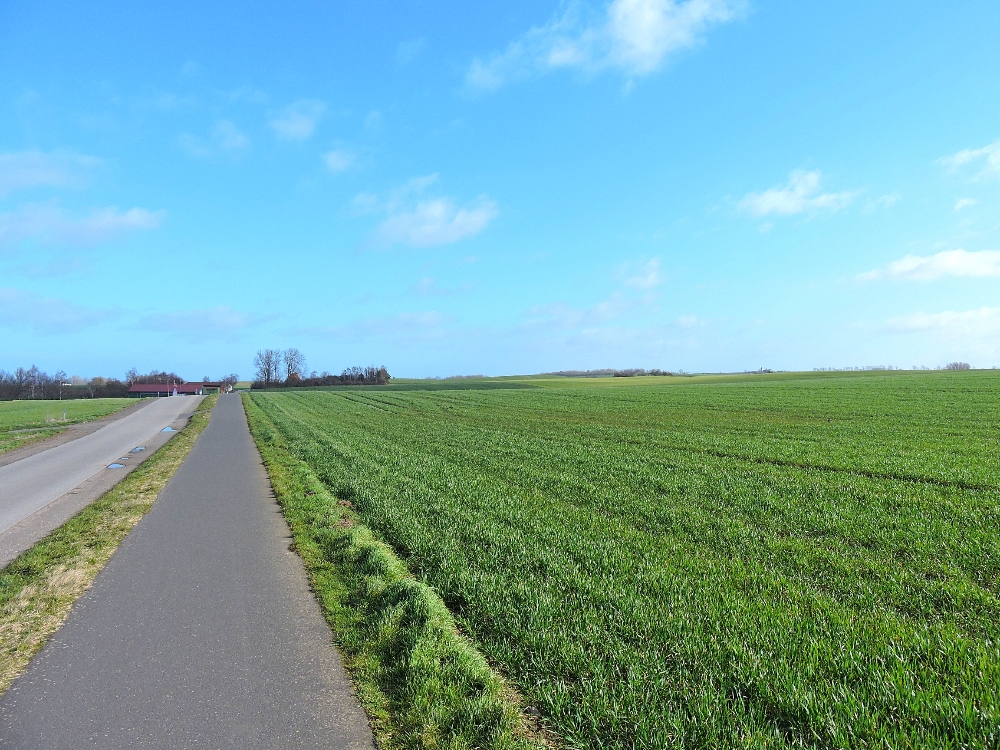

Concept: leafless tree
[[254, 349, 282, 386], [945, 361, 971, 370], [283, 348, 306, 381]]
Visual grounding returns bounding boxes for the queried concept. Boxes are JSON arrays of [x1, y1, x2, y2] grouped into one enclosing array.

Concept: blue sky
[[2, 1, 999, 379]]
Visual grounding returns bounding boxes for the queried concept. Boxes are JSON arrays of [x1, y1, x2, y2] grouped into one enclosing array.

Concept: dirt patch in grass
[[0, 395, 216, 695]]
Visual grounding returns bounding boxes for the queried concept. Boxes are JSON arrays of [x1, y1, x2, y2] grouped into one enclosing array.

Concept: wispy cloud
[[886, 307, 1000, 334], [356, 175, 499, 248], [939, 139, 1000, 176], [883, 307, 1000, 360], [858, 249, 1000, 282], [270, 99, 326, 140], [0, 150, 103, 199], [179, 120, 249, 156], [371, 198, 499, 248], [738, 170, 858, 217], [215, 120, 249, 150], [467, 0, 744, 90], [323, 149, 355, 172], [0, 287, 115, 333], [396, 37, 427, 66], [864, 192, 900, 213], [0, 203, 163, 248], [623, 257, 663, 288], [526, 292, 641, 329], [955, 198, 978, 212], [138, 306, 263, 340]]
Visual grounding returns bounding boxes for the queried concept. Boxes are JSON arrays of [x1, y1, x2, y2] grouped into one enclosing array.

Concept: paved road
[[0, 393, 374, 750], [0, 396, 202, 534]]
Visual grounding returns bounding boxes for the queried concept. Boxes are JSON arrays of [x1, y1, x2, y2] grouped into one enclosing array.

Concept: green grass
[[0, 398, 133, 455], [244, 395, 545, 750], [0, 395, 216, 694], [246, 371, 1000, 749]]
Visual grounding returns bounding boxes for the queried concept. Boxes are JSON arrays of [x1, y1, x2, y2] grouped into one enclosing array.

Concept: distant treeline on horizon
[[544, 368, 674, 378], [0, 368, 238, 401], [250, 365, 391, 390]]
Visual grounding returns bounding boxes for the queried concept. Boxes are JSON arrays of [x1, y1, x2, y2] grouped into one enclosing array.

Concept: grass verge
[[0, 397, 135, 457], [0, 395, 216, 694], [243, 394, 547, 750]]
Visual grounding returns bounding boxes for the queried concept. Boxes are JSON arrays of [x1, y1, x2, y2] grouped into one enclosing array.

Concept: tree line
[[252, 348, 390, 389], [546, 368, 674, 378], [0, 367, 239, 401]]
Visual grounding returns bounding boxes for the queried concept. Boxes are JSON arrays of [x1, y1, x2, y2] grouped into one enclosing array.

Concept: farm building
[[128, 383, 206, 398]]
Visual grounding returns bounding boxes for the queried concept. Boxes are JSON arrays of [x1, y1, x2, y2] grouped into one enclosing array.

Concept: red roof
[[129, 383, 202, 394]]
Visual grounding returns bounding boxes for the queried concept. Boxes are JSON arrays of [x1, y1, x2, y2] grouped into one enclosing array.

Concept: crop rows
[[248, 372, 1000, 748]]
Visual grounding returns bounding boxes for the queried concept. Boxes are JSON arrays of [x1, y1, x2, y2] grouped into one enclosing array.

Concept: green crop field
[[246, 371, 1000, 748], [0, 398, 133, 455]]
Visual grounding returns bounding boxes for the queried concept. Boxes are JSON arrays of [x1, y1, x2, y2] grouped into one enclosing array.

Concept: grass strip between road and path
[[0, 395, 217, 695], [243, 394, 549, 750]]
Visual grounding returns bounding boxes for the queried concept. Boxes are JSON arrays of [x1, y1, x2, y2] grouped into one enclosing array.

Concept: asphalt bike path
[[0, 396, 201, 535], [0, 393, 374, 749]]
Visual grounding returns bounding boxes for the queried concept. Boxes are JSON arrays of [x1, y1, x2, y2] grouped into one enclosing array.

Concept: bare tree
[[283, 348, 306, 382], [254, 349, 282, 386], [945, 361, 971, 370]]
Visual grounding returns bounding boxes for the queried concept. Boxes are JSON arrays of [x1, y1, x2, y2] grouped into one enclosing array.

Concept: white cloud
[[738, 170, 858, 217], [939, 139, 1000, 176], [323, 149, 355, 172], [955, 198, 978, 212], [858, 249, 1000, 282], [350, 174, 439, 216], [0, 150, 103, 198], [356, 175, 498, 248], [270, 99, 326, 140], [0, 203, 163, 248], [624, 257, 663, 288], [0, 287, 115, 333], [467, 0, 742, 89], [371, 197, 499, 248]]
